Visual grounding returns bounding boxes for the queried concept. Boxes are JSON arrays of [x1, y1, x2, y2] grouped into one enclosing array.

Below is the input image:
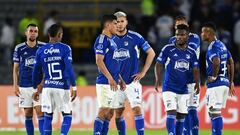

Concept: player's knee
[[208, 107, 221, 116], [62, 111, 72, 116], [105, 109, 114, 120], [24, 108, 33, 117], [132, 106, 142, 116], [176, 112, 186, 119], [166, 110, 177, 116], [115, 108, 125, 118], [34, 106, 44, 116]]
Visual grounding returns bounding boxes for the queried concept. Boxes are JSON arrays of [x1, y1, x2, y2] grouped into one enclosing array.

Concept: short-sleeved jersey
[[206, 40, 232, 88], [13, 41, 45, 87], [113, 30, 151, 84], [169, 33, 200, 84], [157, 44, 199, 94], [94, 34, 120, 84], [32, 42, 76, 90]]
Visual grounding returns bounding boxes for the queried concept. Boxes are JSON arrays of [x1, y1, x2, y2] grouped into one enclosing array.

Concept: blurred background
[[0, 0, 239, 86]]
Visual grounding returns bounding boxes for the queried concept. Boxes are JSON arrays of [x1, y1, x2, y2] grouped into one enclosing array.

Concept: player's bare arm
[[208, 57, 220, 82], [96, 54, 117, 91], [13, 63, 20, 97], [119, 74, 126, 91], [193, 67, 201, 94], [228, 58, 235, 96], [154, 62, 163, 92], [134, 48, 155, 82]]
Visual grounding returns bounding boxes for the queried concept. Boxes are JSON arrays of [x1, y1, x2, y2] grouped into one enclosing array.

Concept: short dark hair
[[26, 23, 37, 29], [176, 24, 189, 33], [48, 23, 62, 37], [175, 15, 187, 22], [101, 14, 117, 29], [202, 22, 217, 32]]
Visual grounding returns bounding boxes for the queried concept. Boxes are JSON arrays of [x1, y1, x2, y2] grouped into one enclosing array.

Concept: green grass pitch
[[0, 129, 239, 135]]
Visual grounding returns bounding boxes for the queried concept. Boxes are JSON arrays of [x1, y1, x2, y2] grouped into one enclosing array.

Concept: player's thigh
[[187, 83, 200, 107], [162, 91, 177, 112], [125, 82, 142, 108], [96, 84, 116, 108], [19, 87, 35, 108], [112, 89, 126, 109], [41, 88, 54, 113], [52, 89, 72, 114], [176, 94, 189, 114], [215, 86, 229, 108], [206, 86, 228, 110]]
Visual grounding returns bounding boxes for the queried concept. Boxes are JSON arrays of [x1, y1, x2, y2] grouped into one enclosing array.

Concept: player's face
[[116, 16, 127, 32], [176, 29, 188, 46], [25, 26, 38, 42], [175, 20, 188, 29], [201, 27, 210, 41], [109, 20, 117, 35], [57, 28, 63, 41]]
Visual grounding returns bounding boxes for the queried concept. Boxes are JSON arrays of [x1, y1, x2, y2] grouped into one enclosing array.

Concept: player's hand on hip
[[194, 83, 200, 94], [133, 71, 146, 82], [32, 92, 40, 101], [207, 76, 217, 83], [71, 90, 77, 102], [14, 86, 20, 97], [119, 79, 126, 91], [229, 82, 235, 97], [154, 81, 161, 92], [108, 77, 118, 91]]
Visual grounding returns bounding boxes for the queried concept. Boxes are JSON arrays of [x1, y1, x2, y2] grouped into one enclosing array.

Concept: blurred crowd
[[0, 0, 239, 85]]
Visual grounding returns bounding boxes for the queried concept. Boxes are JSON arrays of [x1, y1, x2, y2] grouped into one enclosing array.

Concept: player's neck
[[26, 40, 36, 47], [49, 38, 60, 43], [102, 29, 113, 38], [208, 36, 217, 43], [176, 44, 187, 50]]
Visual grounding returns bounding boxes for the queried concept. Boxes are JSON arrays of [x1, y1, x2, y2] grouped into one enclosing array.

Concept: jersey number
[[47, 62, 62, 80], [220, 61, 227, 77]]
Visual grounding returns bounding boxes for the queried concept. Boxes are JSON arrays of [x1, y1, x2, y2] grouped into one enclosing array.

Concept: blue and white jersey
[[169, 33, 200, 84], [32, 42, 76, 90], [157, 44, 199, 94], [13, 41, 45, 87], [113, 30, 151, 84], [94, 34, 120, 84], [206, 40, 232, 88]]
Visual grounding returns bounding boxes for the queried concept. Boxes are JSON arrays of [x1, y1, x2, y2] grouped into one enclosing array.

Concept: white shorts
[[187, 83, 200, 108], [96, 84, 117, 108], [19, 87, 41, 108], [162, 91, 189, 114], [41, 88, 72, 114], [206, 86, 229, 110], [113, 82, 142, 108]]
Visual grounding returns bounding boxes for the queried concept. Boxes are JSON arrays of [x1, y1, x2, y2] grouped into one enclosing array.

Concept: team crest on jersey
[[174, 59, 189, 72], [124, 41, 128, 46], [25, 56, 35, 68], [113, 48, 130, 61], [186, 54, 190, 59]]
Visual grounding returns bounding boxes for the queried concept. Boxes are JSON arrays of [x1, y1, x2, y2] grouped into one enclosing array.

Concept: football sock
[[115, 117, 126, 135], [60, 114, 72, 135], [25, 116, 34, 135], [135, 115, 144, 135]]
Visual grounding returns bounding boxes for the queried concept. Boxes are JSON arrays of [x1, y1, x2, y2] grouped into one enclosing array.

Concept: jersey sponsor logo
[[113, 48, 130, 61], [174, 59, 189, 72], [25, 56, 35, 68], [44, 47, 60, 55]]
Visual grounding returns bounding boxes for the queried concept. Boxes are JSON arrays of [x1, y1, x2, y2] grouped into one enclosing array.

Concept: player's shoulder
[[128, 30, 143, 39], [189, 33, 200, 39], [96, 34, 109, 44], [14, 42, 26, 51], [169, 36, 176, 43], [161, 43, 175, 51], [37, 41, 46, 47], [59, 42, 72, 50], [187, 46, 197, 55]]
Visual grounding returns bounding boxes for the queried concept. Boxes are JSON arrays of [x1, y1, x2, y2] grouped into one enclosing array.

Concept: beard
[[118, 27, 126, 33], [29, 37, 36, 42]]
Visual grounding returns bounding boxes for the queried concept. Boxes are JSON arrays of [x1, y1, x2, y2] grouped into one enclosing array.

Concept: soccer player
[[93, 14, 125, 135], [155, 24, 200, 135], [169, 15, 201, 135], [111, 11, 155, 135], [201, 22, 235, 135], [32, 23, 77, 135], [13, 23, 45, 135]]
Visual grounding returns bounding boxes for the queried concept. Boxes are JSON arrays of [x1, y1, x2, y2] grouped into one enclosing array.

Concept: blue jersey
[[169, 33, 200, 84], [157, 44, 199, 94], [13, 41, 45, 87], [113, 30, 151, 84], [94, 34, 120, 84], [206, 40, 232, 88], [32, 42, 76, 90]]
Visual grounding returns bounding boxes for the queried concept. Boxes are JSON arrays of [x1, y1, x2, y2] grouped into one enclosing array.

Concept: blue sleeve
[[209, 46, 220, 62], [191, 53, 199, 68], [137, 35, 151, 52], [94, 36, 107, 55], [13, 46, 20, 63], [156, 47, 168, 64], [64, 46, 76, 86], [32, 49, 43, 89]]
